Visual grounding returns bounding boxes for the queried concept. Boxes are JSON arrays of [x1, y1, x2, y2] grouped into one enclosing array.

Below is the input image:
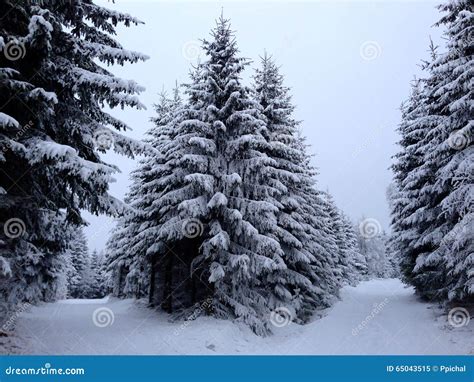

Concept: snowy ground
[[1, 279, 472, 355]]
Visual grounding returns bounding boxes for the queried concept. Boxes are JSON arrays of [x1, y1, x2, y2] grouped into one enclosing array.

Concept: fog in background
[[84, 0, 442, 251]]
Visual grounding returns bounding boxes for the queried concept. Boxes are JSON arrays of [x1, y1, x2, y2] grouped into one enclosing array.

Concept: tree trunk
[[148, 256, 156, 306], [162, 252, 173, 313]]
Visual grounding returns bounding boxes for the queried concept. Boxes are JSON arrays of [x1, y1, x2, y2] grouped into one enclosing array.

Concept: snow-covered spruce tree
[[97, 249, 111, 296], [67, 227, 92, 298], [135, 86, 203, 311], [383, 233, 400, 279], [104, 162, 156, 300], [106, 17, 349, 334], [320, 192, 351, 286], [392, 0, 473, 302], [39, 211, 74, 302], [67, 238, 106, 299], [340, 213, 367, 282], [308, 188, 345, 298], [357, 225, 391, 279], [105, 210, 146, 298], [88, 250, 107, 298], [390, 72, 444, 297], [252, 53, 340, 319], [105, 86, 200, 309], [425, 0, 473, 302], [0, 1, 148, 305], [386, 182, 406, 280], [119, 18, 294, 333], [176, 17, 293, 334], [390, 79, 436, 290], [320, 193, 368, 287]]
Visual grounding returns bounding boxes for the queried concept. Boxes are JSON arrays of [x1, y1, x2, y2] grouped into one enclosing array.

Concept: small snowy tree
[[88, 250, 107, 298], [320, 192, 352, 286], [67, 228, 92, 298], [357, 227, 391, 279], [340, 214, 367, 282]]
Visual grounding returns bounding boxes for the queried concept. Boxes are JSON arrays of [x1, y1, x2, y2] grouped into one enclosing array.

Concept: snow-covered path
[[2, 279, 472, 355]]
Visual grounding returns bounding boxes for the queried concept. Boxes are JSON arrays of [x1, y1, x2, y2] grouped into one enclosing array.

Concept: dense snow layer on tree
[[1, 279, 472, 355], [390, 0, 473, 303], [104, 17, 365, 335], [0, 0, 147, 307]]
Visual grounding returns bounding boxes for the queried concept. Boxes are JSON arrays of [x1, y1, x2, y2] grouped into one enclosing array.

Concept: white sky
[[85, 0, 443, 251]]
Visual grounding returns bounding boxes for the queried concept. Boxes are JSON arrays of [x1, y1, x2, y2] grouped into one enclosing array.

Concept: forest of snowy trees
[[103, 18, 372, 335], [0, 0, 472, 339], [66, 229, 107, 299]]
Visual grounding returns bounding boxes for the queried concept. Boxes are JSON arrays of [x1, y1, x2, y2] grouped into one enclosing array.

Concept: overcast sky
[[85, 0, 443, 251]]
